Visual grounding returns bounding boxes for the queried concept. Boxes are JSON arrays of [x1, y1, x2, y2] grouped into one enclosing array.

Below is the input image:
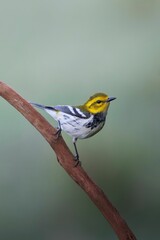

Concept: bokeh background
[[0, 1, 160, 239]]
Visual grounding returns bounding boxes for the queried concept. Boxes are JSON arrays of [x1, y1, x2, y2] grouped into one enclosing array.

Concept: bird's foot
[[73, 154, 81, 167], [54, 127, 62, 139]]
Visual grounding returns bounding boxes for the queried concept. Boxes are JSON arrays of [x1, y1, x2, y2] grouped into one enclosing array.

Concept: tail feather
[[30, 102, 58, 120], [30, 102, 46, 110], [30, 102, 55, 111]]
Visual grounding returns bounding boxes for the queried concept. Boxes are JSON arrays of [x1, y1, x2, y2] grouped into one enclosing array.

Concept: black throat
[[85, 112, 106, 129]]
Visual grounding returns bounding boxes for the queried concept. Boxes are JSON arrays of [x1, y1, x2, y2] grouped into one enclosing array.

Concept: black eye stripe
[[97, 100, 102, 104]]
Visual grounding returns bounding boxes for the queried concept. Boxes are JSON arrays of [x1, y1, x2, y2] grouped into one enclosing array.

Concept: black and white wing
[[53, 105, 90, 119]]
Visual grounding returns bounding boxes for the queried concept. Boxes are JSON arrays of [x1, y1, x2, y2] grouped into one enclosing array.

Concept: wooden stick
[[0, 81, 137, 240]]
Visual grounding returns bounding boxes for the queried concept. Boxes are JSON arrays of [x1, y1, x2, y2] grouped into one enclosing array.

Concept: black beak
[[106, 97, 116, 102]]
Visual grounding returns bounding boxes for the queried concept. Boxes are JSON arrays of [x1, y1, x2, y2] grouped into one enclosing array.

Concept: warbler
[[31, 93, 116, 164]]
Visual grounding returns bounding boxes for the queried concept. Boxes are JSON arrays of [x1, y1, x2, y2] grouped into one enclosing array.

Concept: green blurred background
[[0, 0, 160, 239]]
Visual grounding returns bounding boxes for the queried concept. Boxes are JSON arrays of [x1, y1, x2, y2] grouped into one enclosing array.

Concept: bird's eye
[[96, 100, 101, 104]]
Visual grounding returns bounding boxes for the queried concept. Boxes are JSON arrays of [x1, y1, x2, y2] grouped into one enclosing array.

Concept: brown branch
[[0, 81, 137, 240]]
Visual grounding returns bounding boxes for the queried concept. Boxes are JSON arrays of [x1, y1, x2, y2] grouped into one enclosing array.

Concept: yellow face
[[84, 93, 116, 114]]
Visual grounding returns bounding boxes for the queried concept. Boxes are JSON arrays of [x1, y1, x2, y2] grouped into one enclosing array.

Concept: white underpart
[[44, 108, 106, 140], [45, 108, 58, 120]]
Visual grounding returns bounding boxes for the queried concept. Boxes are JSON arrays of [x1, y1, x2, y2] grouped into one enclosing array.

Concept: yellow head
[[82, 93, 116, 114]]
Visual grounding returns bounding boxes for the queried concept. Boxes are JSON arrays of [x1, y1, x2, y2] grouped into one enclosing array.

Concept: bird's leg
[[54, 121, 62, 139], [73, 138, 81, 167]]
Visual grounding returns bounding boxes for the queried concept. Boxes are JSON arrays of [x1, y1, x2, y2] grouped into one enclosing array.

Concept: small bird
[[31, 93, 116, 164]]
